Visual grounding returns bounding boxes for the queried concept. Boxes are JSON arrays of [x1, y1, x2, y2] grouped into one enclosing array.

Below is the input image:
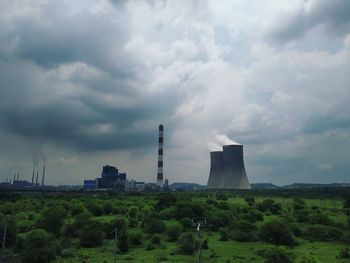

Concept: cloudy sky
[[1, 0, 350, 186]]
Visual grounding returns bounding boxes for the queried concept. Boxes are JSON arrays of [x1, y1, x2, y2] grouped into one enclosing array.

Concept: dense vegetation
[[0, 189, 350, 262]]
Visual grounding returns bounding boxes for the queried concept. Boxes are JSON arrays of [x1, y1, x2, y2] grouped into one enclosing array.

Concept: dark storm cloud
[[0, 1, 184, 152], [270, 0, 350, 43]]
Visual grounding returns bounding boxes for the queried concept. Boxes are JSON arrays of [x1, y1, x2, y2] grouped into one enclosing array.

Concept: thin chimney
[[31, 169, 35, 186], [41, 164, 45, 186], [35, 170, 39, 185]]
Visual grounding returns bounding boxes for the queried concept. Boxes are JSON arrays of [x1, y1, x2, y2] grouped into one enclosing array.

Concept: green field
[[1, 189, 350, 263]]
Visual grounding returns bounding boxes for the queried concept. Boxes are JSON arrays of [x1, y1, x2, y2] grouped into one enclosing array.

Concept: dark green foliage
[[85, 202, 103, 216], [304, 225, 343, 241], [102, 201, 113, 215], [257, 199, 282, 214], [16, 220, 34, 233], [231, 229, 257, 242], [343, 195, 350, 229], [166, 221, 183, 241], [308, 213, 333, 226], [297, 255, 320, 263], [0, 216, 16, 247], [293, 198, 306, 211], [117, 229, 129, 253], [111, 216, 129, 232], [180, 217, 193, 229], [151, 233, 161, 244], [338, 247, 350, 259], [174, 200, 205, 219], [129, 229, 144, 246], [79, 222, 104, 247], [143, 213, 165, 234], [39, 205, 67, 237], [155, 193, 177, 210], [259, 220, 297, 247], [219, 228, 229, 241], [128, 206, 139, 218], [216, 192, 228, 201], [207, 210, 232, 231], [73, 212, 92, 230], [260, 246, 295, 263], [18, 229, 57, 263], [177, 232, 195, 255], [245, 196, 255, 206]]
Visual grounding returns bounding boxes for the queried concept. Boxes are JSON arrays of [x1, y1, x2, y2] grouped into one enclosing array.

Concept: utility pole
[[112, 227, 118, 263], [192, 217, 206, 263]]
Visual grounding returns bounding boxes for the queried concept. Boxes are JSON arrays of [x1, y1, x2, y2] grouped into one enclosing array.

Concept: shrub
[[297, 255, 320, 263], [39, 205, 67, 237], [219, 228, 229, 241], [257, 199, 282, 214], [129, 230, 144, 246], [69, 201, 85, 216], [79, 222, 104, 247], [259, 220, 297, 247], [177, 233, 195, 255], [166, 222, 183, 241], [231, 229, 257, 242], [111, 216, 129, 232], [151, 233, 161, 244], [86, 202, 103, 216], [338, 247, 350, 259], [304, 225, 342, 241], [143, 214, 165, 234], [18, 229, 57, 263], [245, 196, 255, 206], [117, 229, 129, 253], [16, 220, 34, 233], [260, 246, 295, 263]]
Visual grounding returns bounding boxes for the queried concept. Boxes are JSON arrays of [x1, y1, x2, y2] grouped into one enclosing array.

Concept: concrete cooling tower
[[207, 144, 251, 189]]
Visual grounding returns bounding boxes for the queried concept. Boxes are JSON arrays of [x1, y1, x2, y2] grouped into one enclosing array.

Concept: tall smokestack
[[35, 169, 39, 185], [41, 164, 45, 186], [31, 169, 35, 186], [17, 173, 20, 182], [12, 173, 16, 184], [157, 124, 164, 187], [207, 151, 224, 189]]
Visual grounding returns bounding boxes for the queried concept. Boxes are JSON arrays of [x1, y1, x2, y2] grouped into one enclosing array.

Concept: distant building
[[92, 165, 127, 191], [83, 180, 96, 190]]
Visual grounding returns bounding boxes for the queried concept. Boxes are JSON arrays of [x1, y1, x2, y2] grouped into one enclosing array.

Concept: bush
[[79, 222, 104, 247], [338, 247, 350, 259], [257, 199, 282, 214], [129, 230, 144, 246], [69, 201, 85, 216], [18, 229, 57, 263], [261, 246, 295, 263], [117, 229, 129, 253], [297, 255, 320, 263], [39, 205, 67, 237], [231, 229, 257, 242], [177, 233, 195, 255], [143, 214, 165, 234], [16, 220, 34, 233], [245, 196, 255, 206], [111, 216, 129, 232], [219, 228, 229, 241], [304, 225, 342, 241], [166, 222, 183, 241], [86, 202, 103, 216], [151, 233, 161, 244], [259, 220, 297, 247]]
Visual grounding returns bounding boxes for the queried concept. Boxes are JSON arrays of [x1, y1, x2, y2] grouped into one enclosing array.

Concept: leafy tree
[[304, 225, 342, 241], [262, 246, 295, 263], [128, 206, 139, 219], [293, 198, 306, 211], [257, 199, 282, 214], [151, 233, 161, 244], [155, 193, 177, 210], [177, 232, 195, 255], [166, 221, 183, 241], [129, 229, 144, 246], [69, 201, 85, 216], [245, 196, 255, 206], [0, 215, 16, 247], [259, 220, 297, 247], [86, 202, 103, 216], [143, 213, 165, 234], [112, 216, 129, 232], [18, 229, 57, 263], [117, 229, 129, 253], [79, 222, 104, 247], [39, 205, 67, 237], [219, 228, 229, 241], [338, 247, 350, 259], [343, 195, 350, 229]]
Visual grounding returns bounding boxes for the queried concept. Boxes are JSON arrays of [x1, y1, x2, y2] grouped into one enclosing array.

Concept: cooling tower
[[207, 151, 223, 189], [207, 144, 251, 189]]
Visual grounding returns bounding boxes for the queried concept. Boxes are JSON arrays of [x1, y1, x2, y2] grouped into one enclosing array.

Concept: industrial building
[[207, 144, 251, 189], [83, 165, 127, 191]]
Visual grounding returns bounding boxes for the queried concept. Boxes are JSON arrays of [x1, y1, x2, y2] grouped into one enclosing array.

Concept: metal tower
[[157, 124, 164, 187]]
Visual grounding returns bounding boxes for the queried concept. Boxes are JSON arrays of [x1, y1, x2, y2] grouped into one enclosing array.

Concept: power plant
[[207, 144, 251, 189]]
